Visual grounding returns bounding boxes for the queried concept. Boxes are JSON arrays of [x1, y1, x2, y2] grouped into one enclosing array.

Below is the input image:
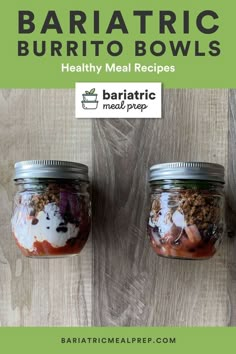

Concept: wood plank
[[92, 89, 229, 326], [0, 89, 92, 326]]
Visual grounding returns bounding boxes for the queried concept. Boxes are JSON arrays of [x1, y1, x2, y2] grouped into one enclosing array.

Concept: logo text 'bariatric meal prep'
[[75, 83, 162, 118]]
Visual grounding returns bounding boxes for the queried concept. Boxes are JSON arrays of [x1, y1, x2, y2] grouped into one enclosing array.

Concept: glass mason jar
[[11, 160, 91, 258], [147, 162, 225, 260]]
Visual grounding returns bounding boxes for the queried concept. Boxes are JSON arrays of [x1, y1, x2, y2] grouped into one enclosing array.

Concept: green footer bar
[[0, 327, 234, 354]]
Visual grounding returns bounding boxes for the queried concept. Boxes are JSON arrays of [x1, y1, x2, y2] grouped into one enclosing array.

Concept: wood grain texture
[[0, 88, 233, 327], [92, 89, 229, 326], [0, 89, 92, 326]]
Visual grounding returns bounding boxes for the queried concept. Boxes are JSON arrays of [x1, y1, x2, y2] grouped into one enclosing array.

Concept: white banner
[[75, 82, 162, 118]]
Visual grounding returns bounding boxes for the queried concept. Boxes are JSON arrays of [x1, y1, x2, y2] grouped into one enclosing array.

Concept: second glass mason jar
[[11, 160, 91, 258], [147, 162, 225, 260]]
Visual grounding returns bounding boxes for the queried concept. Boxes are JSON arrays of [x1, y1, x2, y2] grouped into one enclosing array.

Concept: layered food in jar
[[11, 160, 91, 258], [148, 162, 225, 260]]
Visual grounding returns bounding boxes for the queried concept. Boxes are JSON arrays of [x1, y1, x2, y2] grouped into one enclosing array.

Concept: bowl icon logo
[[82, 88, 99, 109]]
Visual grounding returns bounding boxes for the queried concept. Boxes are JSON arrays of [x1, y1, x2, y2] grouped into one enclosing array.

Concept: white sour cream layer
[[12, 203, 79, 251]]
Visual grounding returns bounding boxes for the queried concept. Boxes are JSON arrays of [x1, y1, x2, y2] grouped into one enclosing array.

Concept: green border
[[0, 0, 235, 88]]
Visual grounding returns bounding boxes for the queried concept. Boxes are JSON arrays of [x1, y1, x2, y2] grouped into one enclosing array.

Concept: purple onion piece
[[68, 194, 80, 219], [59, 191, 70, 216]]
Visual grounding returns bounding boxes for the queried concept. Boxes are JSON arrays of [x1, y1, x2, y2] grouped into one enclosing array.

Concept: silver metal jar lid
[[14, 160, 89, 181], [149, 162, 224, 183]]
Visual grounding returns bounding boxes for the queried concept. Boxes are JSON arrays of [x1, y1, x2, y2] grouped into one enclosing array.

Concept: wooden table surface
[[0, 88, 235, 326]]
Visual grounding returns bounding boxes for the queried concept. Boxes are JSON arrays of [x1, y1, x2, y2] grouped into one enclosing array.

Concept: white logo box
[[75, 82, 162, 118]]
